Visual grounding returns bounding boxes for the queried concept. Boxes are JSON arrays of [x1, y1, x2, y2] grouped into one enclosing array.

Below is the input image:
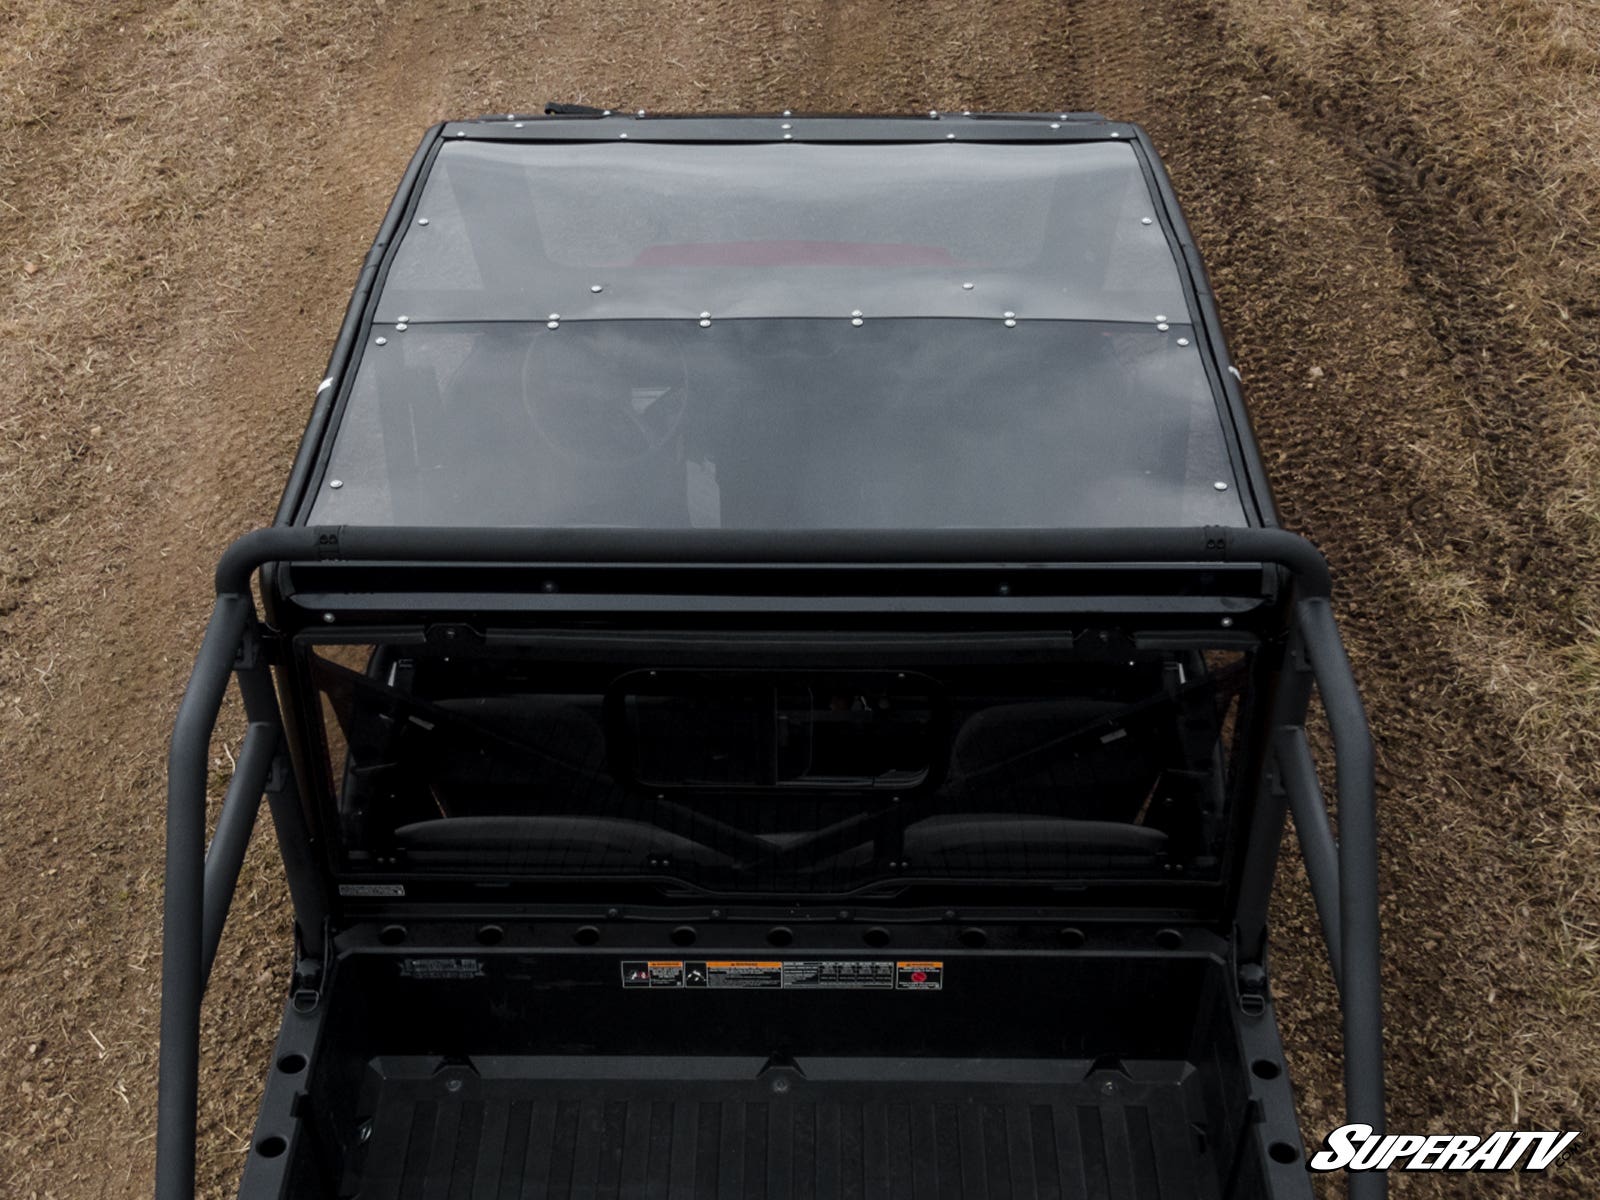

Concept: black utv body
[[158, 111, 1385, 1200]]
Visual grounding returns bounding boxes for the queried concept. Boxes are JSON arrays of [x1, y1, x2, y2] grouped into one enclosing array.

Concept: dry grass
[[3, 1, 1599, 1198]]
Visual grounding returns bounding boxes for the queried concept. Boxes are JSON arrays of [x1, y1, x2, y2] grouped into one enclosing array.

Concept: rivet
[[1214, 481, 1229, 491], [1157, 323, 1169, 331], [1177, 337, 1190, 346], [1141, 217, 1154, 225], [455, 131, 465, 137], [618, 132, 628, 139], [637, 109, 646, 117], [591, 284, 603, 293], [1003, 311, 1016, 319], [851, 317, 863, 326], [698, 318, 711, 328], [783, 109, 792, 117], [1059, 113, 1069, 120], [1049, 123, 1061, 130], [1110, 131, 1121, 138], [322, 612, 336, 624], [416, 217, 429, 226], [851, 309, 863, 318], [602, 109, 612, 116], [374, 336, 387, 346], [398, 314, 410, 323], [514, 122, 524, 129], [783, 133, 792, 140], [700, 311, 711, 319], [329, 479, 343, 489], [546, 320, 559, 330], [962, 281, 975, 290], [946, 132, 956, 139], [1221, 617, 1235, 628], [929, 110, 939, 119], [1004, 318, 1017, 327], [395, 322, 408, 331], [1156, 314, 1168, 322], [548, 313, 560, 321], [781, 123, 792, 130]]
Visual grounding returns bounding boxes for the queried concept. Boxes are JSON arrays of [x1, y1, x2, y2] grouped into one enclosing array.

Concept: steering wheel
[[520, 324, 691, 465]]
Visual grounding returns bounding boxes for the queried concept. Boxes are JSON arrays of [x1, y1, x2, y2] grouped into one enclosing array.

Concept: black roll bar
[[157, 524, 1380, 1200]]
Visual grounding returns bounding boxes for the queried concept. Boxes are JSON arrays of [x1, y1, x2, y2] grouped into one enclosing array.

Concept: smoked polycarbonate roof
[[373, 140, 1190, 325], [306, 134, 1247, 530]]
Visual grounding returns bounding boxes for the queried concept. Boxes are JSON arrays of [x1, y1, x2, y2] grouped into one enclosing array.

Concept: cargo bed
[[353, 1056, 1212, 1200], [241, 925, 1301, 1199]]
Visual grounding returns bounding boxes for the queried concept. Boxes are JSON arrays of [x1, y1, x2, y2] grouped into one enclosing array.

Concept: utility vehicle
[[159, 110, 1385, 1199]]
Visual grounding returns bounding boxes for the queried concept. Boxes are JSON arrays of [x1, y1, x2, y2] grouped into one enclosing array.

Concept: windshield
[[307, 638, 1250, 896]]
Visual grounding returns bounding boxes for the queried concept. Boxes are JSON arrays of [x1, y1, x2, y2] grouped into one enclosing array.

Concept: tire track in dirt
[[1062, 2, 1595, 1193]]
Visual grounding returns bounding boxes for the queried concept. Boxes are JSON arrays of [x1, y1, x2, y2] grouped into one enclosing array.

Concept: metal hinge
[[290, 921, 332, 1014], [1232, 926, 1270, 1017], [233, 624, 285, 670], [1236, 961, 1268, 1017]]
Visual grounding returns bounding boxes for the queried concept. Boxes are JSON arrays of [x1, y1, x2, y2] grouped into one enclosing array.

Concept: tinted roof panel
[[374, 140, 1189, 325], [307, 319, 1245, 529]]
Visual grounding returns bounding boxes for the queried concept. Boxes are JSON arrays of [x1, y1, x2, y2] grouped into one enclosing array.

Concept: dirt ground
[[3, 1, 1597, 1196]]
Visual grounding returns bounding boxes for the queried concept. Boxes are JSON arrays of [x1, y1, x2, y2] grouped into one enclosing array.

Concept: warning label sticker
[[621, 961, 687, 987], [622, 959, 943, 991], [701, 961, 784, 989], [783, 960, 896, 989], [896, 961, 944, 990]]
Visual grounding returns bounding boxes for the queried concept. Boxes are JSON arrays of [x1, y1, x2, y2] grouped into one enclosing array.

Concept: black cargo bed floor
[[349, 1056, 1216, 1199]]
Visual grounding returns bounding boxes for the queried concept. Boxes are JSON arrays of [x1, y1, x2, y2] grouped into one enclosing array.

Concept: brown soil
[[3, 1, 1595, 1197]]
